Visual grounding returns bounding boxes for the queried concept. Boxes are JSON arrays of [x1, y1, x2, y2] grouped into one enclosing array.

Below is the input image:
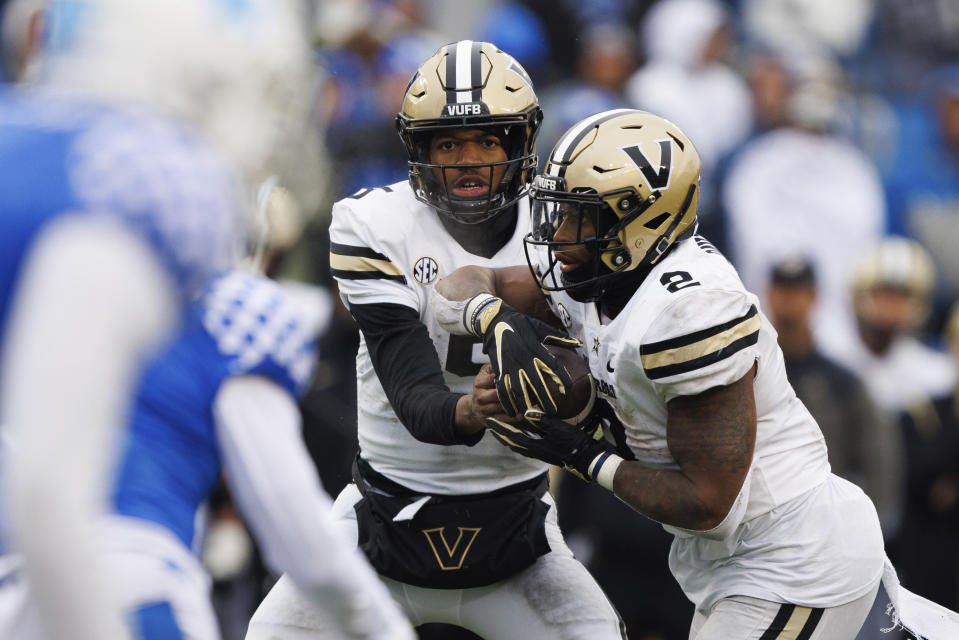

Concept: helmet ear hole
[[596, 203, 620, 238], [644, 212, 670, 230]]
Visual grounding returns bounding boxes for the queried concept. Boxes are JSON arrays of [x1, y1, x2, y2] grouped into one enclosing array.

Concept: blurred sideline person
[[0, 1, 314, 638], [722, 62, 885, 358], [625, 0, 753, 195], [828, 238, 958, 639], [764, 254, 903, 536], [431, 109, 959, 638], [248, 41, 627, 639], [830, 237, 956, 415], [98, 270, 412, 640], [896, 300, 959, 612]]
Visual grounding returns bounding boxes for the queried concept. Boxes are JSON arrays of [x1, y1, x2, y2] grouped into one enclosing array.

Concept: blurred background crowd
[[132, 0, 959, 638]]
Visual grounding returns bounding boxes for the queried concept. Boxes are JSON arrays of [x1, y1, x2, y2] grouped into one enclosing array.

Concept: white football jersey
[[329, 181, 545, 494], [536, 235, 884, 610]]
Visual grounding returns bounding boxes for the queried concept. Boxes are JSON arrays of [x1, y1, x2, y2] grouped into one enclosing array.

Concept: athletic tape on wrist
[[465, 294, 502, 337], [430, 290, 472, 336], [588, 452, 624, 491]]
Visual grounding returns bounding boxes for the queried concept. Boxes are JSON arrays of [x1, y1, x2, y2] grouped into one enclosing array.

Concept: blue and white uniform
[[0, 87, 243, 358], [110, 271, 317, 554], [0, 87, 244, 640], [100, 271, 413, 640]]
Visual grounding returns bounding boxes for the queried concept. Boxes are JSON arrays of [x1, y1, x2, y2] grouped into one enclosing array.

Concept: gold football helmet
[[852, 237, 936, 331], [396, 40, 542, 223], [525, 109, 701, 301]]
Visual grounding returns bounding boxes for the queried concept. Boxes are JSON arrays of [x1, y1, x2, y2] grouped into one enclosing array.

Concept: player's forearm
[[610, 371, 756, 533], [433, 265, 559, 332], [434, 265, 499, 301], [351, 301, 480, 445], [611, 462, 734, 531], [395, 383, 479, 444], [214, 377, 413, 640]]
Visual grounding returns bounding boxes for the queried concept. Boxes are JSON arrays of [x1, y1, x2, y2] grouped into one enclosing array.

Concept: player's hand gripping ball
[[541, 341, 596, 424], [468, 294, 595, 419]]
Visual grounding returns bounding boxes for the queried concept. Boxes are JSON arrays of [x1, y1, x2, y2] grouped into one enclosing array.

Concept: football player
[[96, 270, 413, 640], [0, 1, 313, 638], [431, 109, 896, 639], [247, 41, 627, 639]]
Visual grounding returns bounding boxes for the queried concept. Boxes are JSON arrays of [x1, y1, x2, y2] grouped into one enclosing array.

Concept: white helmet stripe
[[886, 239, 913, 279], [548, 108, 636, 178], [455, 40, 475, 103]]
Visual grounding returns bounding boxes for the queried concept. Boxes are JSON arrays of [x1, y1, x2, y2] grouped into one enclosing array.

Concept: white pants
[[0, 517, 220, 640], [688, 583, 880, 640], [99, 516, 222, 640], [0, 554, 44, 640], [247, 483, 625, 640]]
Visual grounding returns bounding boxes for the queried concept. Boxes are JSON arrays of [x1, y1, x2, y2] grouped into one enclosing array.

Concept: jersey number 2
[[660, 270, 700, 293]]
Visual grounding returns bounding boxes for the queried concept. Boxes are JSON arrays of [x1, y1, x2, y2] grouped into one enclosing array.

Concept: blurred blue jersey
[[110, 271, 318, 551], [0, 86, 244, 358]]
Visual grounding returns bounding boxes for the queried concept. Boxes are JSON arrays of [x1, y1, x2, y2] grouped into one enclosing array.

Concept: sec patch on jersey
[[544, 343, 596, 424]]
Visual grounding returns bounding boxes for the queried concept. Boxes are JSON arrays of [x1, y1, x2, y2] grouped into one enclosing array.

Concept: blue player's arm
[[212, 375, 414, 640]]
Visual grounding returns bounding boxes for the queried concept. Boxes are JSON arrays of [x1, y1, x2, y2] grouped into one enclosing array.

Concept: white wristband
[[588, 452, 624, 491], [464, 293, 502, 337]]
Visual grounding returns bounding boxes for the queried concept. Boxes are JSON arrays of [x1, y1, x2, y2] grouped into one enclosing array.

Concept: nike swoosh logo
[[606, 360, 615, 373], [494, 322, 514, 372]]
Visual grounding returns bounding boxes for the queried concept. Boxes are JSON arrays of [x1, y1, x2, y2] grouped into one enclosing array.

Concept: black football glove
[[468, 295, 581, 417], [486, 409, 615, 482]]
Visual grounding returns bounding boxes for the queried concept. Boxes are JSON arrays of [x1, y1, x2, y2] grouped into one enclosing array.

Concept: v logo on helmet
[[620, 140, 673, 190], [422, 527, 482, 570]]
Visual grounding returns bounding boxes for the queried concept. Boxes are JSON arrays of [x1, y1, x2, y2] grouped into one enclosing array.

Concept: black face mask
[[408, 123, 537, 225], [553, 204, 641, 304], [438, 204, 518, 259]]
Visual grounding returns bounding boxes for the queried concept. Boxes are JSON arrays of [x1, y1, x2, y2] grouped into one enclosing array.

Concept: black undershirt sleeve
[[349, 301, 484, 446]]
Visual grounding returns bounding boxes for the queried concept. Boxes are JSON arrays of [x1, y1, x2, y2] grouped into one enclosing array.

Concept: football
[[544, 343, 596, 424]]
